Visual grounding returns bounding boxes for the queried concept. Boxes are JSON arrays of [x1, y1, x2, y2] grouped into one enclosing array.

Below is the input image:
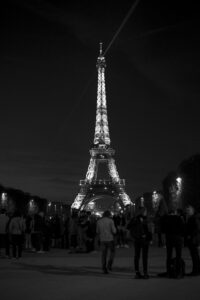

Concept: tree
[[178, 154, 200, 212]]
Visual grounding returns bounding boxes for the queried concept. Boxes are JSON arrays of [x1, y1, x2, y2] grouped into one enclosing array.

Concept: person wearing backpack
[[185, 205, 200, 276]]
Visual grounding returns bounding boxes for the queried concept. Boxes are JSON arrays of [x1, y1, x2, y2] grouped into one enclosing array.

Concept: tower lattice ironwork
[[71, 43, 132, 212]]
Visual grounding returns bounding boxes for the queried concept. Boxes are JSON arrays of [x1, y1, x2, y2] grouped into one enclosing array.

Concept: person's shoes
[[143, 273, 149, 279], [103, 268, 109, 274], [134, 272, 143, 279], [124, 244, 129, 248]]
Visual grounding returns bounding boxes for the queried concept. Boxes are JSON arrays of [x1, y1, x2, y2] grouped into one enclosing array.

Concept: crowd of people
[[0, 210, 66, 258], [96, 204, 200, 278], [0, 204, 200, 280]]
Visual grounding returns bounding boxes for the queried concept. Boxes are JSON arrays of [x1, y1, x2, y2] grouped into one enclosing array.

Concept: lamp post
[[1, 192, 8, 209]]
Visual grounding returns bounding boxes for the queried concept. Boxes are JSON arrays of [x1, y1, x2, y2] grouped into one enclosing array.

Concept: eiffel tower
[[71, 44, 132, 214]]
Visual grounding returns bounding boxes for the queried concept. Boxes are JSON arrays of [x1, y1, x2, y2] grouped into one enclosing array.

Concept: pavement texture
[[0, 246, 200, 300]]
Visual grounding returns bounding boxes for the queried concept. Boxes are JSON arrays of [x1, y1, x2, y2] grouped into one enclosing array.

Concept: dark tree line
[[134, 153, 200, 215], [0, 183, 47, 214], [178, 154, 200, 212], [162, 154, 200, 212]]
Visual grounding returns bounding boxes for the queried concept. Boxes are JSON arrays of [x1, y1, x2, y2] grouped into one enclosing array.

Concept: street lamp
[[1, 192, 8, 209], [176, 177, 182, 195]]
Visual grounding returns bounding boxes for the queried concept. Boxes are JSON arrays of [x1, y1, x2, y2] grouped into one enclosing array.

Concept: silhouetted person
[[96, 210, 116, 274], [68, 211, 78, 253], [25, 214, 33, 250], [5, 214, 13, 258], [52, 215, 61, 248], [113, 212, 127, 248], [9, 210, 25, 259], [31, 212, 45, 253], [185, 205, 200, 276], [77, 210, 88, 252], [154, 212, 164, 247], [161, 206, 185, 278], [43, 217, 52, 252], [127, 207, 152, 279], [85, 212, 96, 253], [0, 209, 9, 257]]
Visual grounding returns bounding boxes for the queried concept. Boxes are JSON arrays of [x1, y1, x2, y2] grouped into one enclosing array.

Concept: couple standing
[[96, 207, 151, 277]]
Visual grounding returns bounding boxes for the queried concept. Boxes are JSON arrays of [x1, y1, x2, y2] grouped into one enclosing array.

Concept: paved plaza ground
[[0, 245, 200, 300]]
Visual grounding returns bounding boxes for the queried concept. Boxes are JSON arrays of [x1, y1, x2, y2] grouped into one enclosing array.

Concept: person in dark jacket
[[161, 207, 185, 278], [127, 207, 152, 279], [185, 205, 200, 276], [31, 212, 45, 253]]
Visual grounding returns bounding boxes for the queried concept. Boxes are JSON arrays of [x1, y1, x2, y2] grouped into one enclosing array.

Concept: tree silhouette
[[178, 154, 200, 212]]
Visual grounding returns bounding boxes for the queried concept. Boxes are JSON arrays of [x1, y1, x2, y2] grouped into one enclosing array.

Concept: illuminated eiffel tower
[[71, 44, 132, 213]]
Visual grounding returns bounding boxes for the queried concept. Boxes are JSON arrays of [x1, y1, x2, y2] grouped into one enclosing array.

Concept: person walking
[[96, 210, 116, 274], [127, 207, 152, 279], [185, 205, 200, 276]]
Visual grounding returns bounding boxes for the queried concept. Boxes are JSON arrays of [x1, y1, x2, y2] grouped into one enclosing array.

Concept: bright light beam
[[56, 0, 141, 141], [104, 0, 141, 56]]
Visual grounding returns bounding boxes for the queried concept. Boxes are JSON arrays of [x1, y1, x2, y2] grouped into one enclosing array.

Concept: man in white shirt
[[96, 210, 116, 274]]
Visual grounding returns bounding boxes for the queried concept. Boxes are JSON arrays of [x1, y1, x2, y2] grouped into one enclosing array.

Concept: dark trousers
[[117, 228, 125, 246], [5, 234, 10, 256], [134, 239, 149, 273], [85, 238, 95, 253], [166, 235, 183, 274], [12, 234, 23, 258], [0, 234, 10, 256], [0, 234, 6, 253], [188, 242, 200, 274], [101, 241, 115, 271], [69, 234, 77, 249], [32, 232, 43, 251]]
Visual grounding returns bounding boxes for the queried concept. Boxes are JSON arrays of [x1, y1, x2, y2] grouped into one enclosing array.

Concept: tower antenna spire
[[99, 42, 103, 56]]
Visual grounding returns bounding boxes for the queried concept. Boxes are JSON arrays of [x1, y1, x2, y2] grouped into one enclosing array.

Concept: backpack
[[168, 257, 185, 278]]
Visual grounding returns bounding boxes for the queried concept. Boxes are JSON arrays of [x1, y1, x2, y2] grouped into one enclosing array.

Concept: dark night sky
[[1, 0, 200, 203]]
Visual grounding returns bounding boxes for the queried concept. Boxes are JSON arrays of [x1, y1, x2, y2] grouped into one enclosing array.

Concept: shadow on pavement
[[16, 262, 135, 279]]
